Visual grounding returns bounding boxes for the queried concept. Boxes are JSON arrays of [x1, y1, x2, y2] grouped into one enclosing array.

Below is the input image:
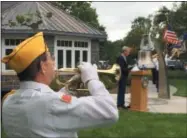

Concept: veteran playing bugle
[[1, 32, 119, 138]]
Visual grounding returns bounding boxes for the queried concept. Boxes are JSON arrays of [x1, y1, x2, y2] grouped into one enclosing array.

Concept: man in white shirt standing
[[152, 55, 159, 92], [1, 32, 119, 138]]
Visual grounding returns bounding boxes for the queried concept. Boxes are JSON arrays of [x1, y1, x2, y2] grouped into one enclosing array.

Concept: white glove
[[78, 62, 99, 84]]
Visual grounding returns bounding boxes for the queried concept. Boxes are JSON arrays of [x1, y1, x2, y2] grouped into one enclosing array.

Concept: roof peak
[[2, 2, 106, 39]]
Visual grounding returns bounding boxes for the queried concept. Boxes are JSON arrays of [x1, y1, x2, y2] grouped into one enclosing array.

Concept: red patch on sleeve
[[61, 94, 72, 103]]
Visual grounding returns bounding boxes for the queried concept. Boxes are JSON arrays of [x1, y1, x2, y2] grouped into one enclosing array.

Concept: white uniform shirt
[[2, 81, 118, 138], [165, 54, 169, 66], [153, 58, 159, 71]]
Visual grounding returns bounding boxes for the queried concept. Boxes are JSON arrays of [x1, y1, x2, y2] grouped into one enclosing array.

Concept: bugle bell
[[54, 64, 121, 96]]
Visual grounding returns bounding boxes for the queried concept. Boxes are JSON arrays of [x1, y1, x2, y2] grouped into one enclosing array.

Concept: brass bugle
[[55, 64, 121, 94], [58, 63, 120, 73], [57, 64, 121, 81]]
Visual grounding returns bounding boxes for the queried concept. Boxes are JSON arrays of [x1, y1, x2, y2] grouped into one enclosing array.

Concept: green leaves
[[122, 16, 152, 53], [50, 2, 104, 32], [131, 17, 151, 34], [153, 2, 187, 38]]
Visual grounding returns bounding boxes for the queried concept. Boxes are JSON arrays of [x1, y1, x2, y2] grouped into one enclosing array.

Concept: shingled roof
[[2, 2, 106, 39]]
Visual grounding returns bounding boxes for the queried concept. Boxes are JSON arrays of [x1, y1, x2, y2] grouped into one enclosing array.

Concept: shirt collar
[[122, 55, 127, 62], [122, 55, 126, 58], [20, 81, 54, 93]]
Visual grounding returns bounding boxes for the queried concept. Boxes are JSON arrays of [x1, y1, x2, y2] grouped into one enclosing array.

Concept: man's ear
[[40, 61, 46, 74]]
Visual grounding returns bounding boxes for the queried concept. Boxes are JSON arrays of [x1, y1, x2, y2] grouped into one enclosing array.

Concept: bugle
[[54, 64, 121, 96]]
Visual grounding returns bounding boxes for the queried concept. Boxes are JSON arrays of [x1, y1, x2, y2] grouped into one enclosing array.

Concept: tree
[[153, 36, 170, 99], [122, 16, 152, 65], [171, 2, 187, 35], [124, 17, 151, 48], [151, 3, 187, 99], [50, 2, 106, 33], [150, 6, 172, 99], [153, 3, 187, 50], [131, 17, 151, 33], [99, 40, 125, 64]]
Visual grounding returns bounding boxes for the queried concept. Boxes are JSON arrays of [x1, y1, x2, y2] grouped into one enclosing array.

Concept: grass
[[78, 111, 187, 138], [168, 70, 187, 97], [2, 111, 187, 138]]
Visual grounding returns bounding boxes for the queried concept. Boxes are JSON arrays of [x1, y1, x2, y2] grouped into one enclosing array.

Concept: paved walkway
[[111, 81, 187, 114]]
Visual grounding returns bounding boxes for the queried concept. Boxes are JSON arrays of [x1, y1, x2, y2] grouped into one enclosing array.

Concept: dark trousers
[[151, 68, 157, 84], [117, 76, 127, 106], [152, 68, 159, 92], [155, 70, 159, 92]]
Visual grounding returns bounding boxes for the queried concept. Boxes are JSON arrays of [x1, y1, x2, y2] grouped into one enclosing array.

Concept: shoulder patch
[[61, 94, 72, 103]]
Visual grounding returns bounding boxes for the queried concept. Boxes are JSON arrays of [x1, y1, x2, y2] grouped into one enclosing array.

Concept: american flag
[[163, 25, 180, 44]]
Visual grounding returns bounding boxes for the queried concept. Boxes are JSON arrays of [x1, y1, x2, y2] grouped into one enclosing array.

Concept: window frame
[[54, 36, 91, 69], [2, 37, 26, 72]]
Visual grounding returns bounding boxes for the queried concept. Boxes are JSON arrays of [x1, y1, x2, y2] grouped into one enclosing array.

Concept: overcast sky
[[91, 2, 175, 42]]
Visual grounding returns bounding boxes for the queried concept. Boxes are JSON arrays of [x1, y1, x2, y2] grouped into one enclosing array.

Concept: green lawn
[[79, 111, 187, 138], [78, 70, 187, 138], [168, 70, 187, 97], [2, 111, 186, 138]]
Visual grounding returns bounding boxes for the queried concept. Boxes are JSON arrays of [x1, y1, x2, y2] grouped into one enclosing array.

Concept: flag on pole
[[163, 24, 179, 44]]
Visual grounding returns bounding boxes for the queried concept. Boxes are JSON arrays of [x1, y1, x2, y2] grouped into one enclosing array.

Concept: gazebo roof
[[2, 2, 106, 39]]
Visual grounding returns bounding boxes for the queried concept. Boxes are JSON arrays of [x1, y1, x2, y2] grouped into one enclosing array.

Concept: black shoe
[[126, 105, 131, 108], [117, 105, 124, 110], [118, 105, 130, 110]]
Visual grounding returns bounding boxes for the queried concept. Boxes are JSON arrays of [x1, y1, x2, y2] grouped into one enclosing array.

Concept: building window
[[75, 41, 88, 48], [75, 50, 80, 67], [55, 39, 90, 68], [58, 50, 63, 68], [5, 39, 24, 46], [3, 39, 25, 70], [66, 50, 72, 68], [83, 51, 88, 62], [57, 40, 72, 47], [5, 49, 13, 70]]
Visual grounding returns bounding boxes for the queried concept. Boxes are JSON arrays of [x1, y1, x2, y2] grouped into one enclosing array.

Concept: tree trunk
[[154, 40, 170, 99]]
